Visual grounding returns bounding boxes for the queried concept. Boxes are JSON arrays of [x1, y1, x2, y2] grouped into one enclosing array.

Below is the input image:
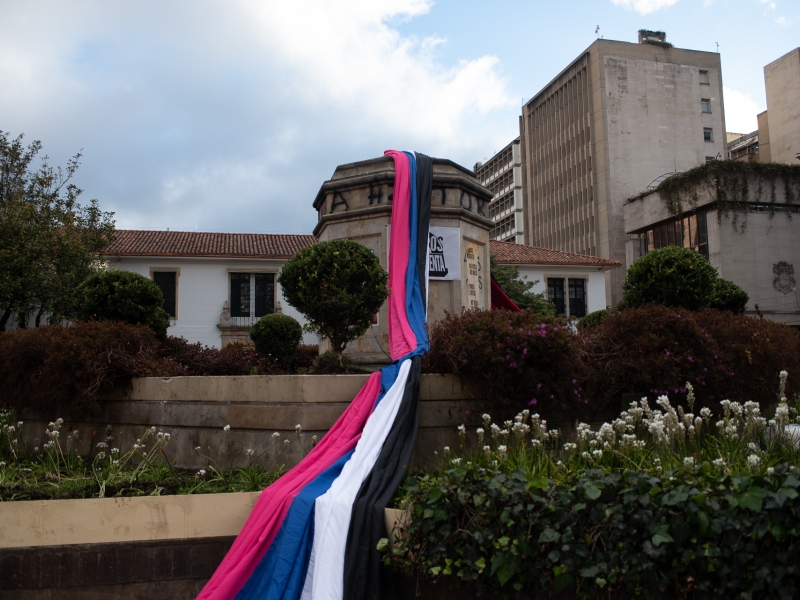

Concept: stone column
[[313, 156, 493, 366]]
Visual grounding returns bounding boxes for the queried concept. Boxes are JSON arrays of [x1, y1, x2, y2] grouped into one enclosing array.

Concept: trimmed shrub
[[622, 246, 718, 311], [159, 337, 282, 376], [577, 309, 609, 329], [580, 305, 800, 412], [278, 240, 388, 353], [76, 270, 171, 339], [423, 309, 585, 422], [0, 321, 165, 416], [294, 344, 320, 372], [249, 313, 303, 368], [307, 351, 366, 375], [709, 277, 749, 314], [389, 464, 800, 599]]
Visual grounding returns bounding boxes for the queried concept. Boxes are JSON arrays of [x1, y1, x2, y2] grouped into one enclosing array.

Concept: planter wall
[[16, 374, 483, 470]]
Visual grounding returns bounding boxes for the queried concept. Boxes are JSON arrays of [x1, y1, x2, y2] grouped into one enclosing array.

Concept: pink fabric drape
[[196, 372, 383, 600], [384, 150, 417, 360]]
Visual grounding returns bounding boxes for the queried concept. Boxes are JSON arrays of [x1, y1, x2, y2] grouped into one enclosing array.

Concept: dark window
[[696, 211, 709, 259], [230, 273, 250, 318], [548, 278, 566, 315], [254, 273, 275, 317], [568, 279, 587, 318], [701, 99, 711, 113], [699, 70, 709, 84], [153, 272, 176, 318], [704, 128, 713, 142]]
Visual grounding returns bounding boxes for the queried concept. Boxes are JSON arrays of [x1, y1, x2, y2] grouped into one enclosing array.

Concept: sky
[[1, 0, 797, 235]]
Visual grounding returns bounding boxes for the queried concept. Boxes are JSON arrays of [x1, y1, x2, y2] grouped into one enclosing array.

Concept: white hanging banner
[[427, 226, 460, 281]]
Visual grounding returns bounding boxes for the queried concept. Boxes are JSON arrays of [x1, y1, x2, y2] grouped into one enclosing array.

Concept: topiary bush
[[423, 309, 585, 422], [278, 240, 388, 353], [249, 313, 303, 368], [709, 277, 749, 314], [76, 270, 171, 340], [623, 246, 718, 311], [0, 321, 166, 417]]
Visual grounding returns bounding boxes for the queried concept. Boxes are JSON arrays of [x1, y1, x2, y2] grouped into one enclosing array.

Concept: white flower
[[767, 467, 775, 475], [482, 413, 492, 426], [245, 448, 254, 456], [111, 448, 120, 454], [272, 432, 280, 439], [491, 460, 498, 467], [531, 439, 541, 447], [563, 442, 577, 451], [476, 428, 485, 444], [97, 442, 108, 449], [556, 460, 563, 467], [198, 469, 207, 476], [284, 439, 290, 447], [195, 446, 202, 452], [497, 445, 507, 459], [683, 456, 695, 468], [748, 442, 759, 452], [443, 446, 450, 456], [223, 425, 231, 432], [295, 424, 302, 432], [713, 458, 726, 469], [458, 424, 466, 438], [700, 407, 712, 419], [0, 462, 5, 467], [581, 451, 591, 459], [452, 457, 462, 466], [483, 445, 491, 456], [96, 452, 106, 460], [747, 454, 761, 468], [592, 449, 603, 458], [311, 435, 318, 444]]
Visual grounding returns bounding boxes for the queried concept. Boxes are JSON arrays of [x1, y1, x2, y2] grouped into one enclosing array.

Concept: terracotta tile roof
[[490, 240, 621, 268], [105, 230, 317, 259]]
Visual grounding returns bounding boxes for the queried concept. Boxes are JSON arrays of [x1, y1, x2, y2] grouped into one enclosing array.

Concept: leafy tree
[[0, 131, 115, 330], [709, 277, 749, 314], [490, 256, 556, 316], [75, 270, 171, 340], [622, 246, 718, 311], [278, 239, 388, 353], [250, 313, 303, 368]]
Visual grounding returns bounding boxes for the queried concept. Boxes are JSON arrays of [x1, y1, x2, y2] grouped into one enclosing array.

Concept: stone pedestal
[[313, 156, 493, 365]]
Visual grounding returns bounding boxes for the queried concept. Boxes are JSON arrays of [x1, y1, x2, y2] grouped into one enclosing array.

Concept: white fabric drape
[[299, 359, 412, 600]]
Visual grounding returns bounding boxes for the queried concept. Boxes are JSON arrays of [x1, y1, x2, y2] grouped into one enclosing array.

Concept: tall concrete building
[[756, 47, 800, 165], [475, 138, 525, 243], [518, 32, 726, 306]]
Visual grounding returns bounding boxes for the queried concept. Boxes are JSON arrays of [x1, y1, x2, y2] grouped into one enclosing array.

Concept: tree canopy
[[0, 131, 115, 330], [623, 246, 748, 314]]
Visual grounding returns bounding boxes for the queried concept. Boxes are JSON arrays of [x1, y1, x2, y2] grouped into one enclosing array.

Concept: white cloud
[[774, 15, 792, 26], [723, 87, 763, 133], [0, 1, 516, 233], [611, 0, 680, 15], [758, 0, 776, 9]]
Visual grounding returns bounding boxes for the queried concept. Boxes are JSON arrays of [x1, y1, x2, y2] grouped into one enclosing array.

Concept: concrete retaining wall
[[16, 374, 483, 471]]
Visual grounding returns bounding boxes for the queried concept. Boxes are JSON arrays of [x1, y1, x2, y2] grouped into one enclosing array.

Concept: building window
[[152, 271, 178, 318], [703, 128, 714, 142], [568, 279, 587, 318], [230, 273, 275, 319], [699, 70, 709, 84], [701, 99, 711, 113], [638, 210, 709, 260], [547, 278, 566, 315], [706, 156, 715, 163]]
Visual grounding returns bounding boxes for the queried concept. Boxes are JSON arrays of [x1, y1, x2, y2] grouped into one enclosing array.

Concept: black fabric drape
[[343, 356, 422, 600], [414, 152, 432, 305]]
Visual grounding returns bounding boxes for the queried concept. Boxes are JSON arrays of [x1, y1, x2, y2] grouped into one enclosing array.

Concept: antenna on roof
[[715, 42, 719, 53], [595, 25, 600, 38]]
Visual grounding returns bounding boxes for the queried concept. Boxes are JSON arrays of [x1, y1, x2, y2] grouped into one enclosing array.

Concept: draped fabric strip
[[198, 150, 432, 600]]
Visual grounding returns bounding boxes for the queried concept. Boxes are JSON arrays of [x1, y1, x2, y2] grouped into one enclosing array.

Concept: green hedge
[[388, 464, 800, 599]]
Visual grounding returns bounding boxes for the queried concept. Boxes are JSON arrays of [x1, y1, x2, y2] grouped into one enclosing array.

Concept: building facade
[[490, 239, 619, 318], [518, 33, 726, 306], [475, 138, 525, 243], [624, 169, 800, 326], [756, 47, 800, 165], [105, 230, 317, 347]]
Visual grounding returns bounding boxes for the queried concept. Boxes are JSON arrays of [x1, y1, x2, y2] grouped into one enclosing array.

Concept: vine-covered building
[[624, 164, 800, 326], [518, 30, 727, 306]]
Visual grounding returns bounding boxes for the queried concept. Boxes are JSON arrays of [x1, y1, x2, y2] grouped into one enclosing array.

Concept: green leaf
[[652, 526, 675, 547], [475, 557, 486, 572], [696, 511, 710, 535], [585, 484, 602, 500], [738, 486, 767, 512], [423, 508, 434, 519], [596, 577, 608, 588], [427, 487, 442, 503], [376, 537, 389, 552], [539, 528, 559, 543]]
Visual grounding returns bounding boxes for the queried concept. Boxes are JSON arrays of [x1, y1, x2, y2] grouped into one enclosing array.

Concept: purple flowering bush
[[423, 309, 585, 421]]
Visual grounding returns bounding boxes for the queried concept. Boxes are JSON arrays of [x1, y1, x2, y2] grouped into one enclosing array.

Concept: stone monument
[[313, 156, 493, 365]]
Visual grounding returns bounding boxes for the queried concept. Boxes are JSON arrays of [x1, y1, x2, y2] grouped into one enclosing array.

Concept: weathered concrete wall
[[16, 374, 482, 471], [764, 48, 800, 165]]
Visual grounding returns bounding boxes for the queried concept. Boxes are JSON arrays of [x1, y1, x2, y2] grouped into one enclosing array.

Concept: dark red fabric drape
[[490, 275, 522, 312]]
